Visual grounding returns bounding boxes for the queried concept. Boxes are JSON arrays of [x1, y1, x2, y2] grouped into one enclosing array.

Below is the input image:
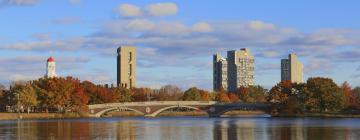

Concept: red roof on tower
[[47, 56, 55, 62]]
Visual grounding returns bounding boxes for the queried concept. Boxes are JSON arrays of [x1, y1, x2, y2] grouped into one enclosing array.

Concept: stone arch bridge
[[88, 101, 272, 117]]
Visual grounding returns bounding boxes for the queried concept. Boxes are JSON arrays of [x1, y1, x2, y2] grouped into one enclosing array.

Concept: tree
[[82, 81, 119, 104], [33, 77, 89, 112], [131, 88, 151, 102], [159, 85, 183, 101], [113, 87, 132, 102], [66, 77, 89, 111], [11, 82, 38, 113], [237, 86, 250, 102], [352, 87, 360, 99], [228, 93, 239, 103], [182, 87, 201, 101], [307, 77, 345, 112], [216, 89, 230, 103], [0, 84, 8, 110], [82, 81, 102, 104], [248, 85, 268, 102], [32, 78, 58, 112], [199, 90, 211, 101], [341, 81, 355, 107], [267, 81, 293, 103], [282, 96, 301, 115]]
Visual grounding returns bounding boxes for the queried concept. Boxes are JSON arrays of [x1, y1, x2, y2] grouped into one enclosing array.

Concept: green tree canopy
[[182, 87, 201, 101]]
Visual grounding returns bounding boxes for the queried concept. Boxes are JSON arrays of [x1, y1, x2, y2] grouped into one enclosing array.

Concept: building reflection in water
[[0, 117, 359, 140], [213, 119, 265, 140], [212, 118, 360, 140]]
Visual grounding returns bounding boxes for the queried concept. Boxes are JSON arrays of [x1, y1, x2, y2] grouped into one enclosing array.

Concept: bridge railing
[[88, 101, 218, 109]]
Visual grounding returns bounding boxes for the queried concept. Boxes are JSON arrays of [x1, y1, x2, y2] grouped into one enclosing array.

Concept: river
[[0, 117, 359, 140]]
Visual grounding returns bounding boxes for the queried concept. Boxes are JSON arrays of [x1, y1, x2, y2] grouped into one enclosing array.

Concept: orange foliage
[[200, 90, 211, 101], [341, 81, 355, 107], [228, 93, 239, 103], [216, 90, 230, 103]]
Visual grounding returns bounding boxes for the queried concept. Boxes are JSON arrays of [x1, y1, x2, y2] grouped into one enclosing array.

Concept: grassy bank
[[0, 112, 86, 120]]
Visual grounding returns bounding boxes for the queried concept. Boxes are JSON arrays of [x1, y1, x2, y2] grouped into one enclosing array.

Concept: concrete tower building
[[227, 48, 255, 91], [281, 54, 304, 83], [46, 56, 57, 78], [117, 46, 136, 88], [213, 48, 255, 92], [213, 53, 228, 91]]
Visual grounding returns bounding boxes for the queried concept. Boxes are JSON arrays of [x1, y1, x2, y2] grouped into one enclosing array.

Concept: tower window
[[129, 52, 132, 61]]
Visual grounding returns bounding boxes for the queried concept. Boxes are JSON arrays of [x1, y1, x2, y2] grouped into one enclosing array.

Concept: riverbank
[[0, 113, 84, 120], [1, 111, 360, 121], [274, 112, 360, 118]]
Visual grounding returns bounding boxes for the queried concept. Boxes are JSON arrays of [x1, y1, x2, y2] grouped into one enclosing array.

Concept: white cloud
[[1, 0, 39, 6], [3, 16, 360, 89], [261, 51, 279, 58], [114, 2, 178, 17], [192, 22, 213, 32], [115, 4, 142, 17], [126, 19, 154, 31], [248, 20, 275, 31], [145, 2, 178, 16]]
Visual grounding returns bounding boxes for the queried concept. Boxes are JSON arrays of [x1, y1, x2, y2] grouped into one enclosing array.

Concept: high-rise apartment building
[[117, 46, 136, 88], [213, 53, 228, 91], [213, 48, 255, 92], [227, 48, 255, 91], [281, 54, 304, 83]]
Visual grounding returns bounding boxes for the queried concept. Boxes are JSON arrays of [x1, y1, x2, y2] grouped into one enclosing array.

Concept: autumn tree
[[0, 84, 8, 110], [33, 77, 89, 112], [352, 87, 360, 99], [237, 86, 250, 102], [306, 77, 345, 112], [131, 88, 151, 102], [216, 89, 230, 103], [267, 81, 293, 103], [341, 81, 355, 107], [66, 77, 89, 111], [182, 87, 201, 101], [248, 85, 268, 103], [113, 87, 132, 102], [159, 85, 183, 101], [199, 90, 211, 101], [11, 82, 38, 113], [33, 78, 59, 112], [82, 81, 119, 104], [228, 93, 239, 103]]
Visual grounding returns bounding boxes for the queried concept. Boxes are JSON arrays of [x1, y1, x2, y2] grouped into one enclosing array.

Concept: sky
[[0, 0, 360, 90]]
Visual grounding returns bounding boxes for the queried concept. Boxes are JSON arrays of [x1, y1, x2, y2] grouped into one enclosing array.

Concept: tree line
[[0, 76, 359, 114]]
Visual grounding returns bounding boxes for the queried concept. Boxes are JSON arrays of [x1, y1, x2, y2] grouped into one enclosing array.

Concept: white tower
[[46, 56, 57, 78]]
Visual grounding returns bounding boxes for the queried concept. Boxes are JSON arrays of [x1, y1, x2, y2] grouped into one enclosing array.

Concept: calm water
[[0, 117, 359, 140]]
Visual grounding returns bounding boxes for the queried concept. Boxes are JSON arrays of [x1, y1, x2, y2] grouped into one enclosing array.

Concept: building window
[[129, 52, 132, 62]]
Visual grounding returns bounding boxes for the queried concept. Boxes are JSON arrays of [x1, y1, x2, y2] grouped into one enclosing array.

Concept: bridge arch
[[213, 106, 270, 117], [95, 107, 145, 117], [147, 105, 206, 117]]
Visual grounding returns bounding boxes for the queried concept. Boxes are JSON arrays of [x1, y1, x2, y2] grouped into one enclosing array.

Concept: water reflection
[[0, 117, 359, 140]]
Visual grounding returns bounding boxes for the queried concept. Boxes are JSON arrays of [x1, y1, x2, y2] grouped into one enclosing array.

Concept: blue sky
[[0, 0, 360, 90]]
